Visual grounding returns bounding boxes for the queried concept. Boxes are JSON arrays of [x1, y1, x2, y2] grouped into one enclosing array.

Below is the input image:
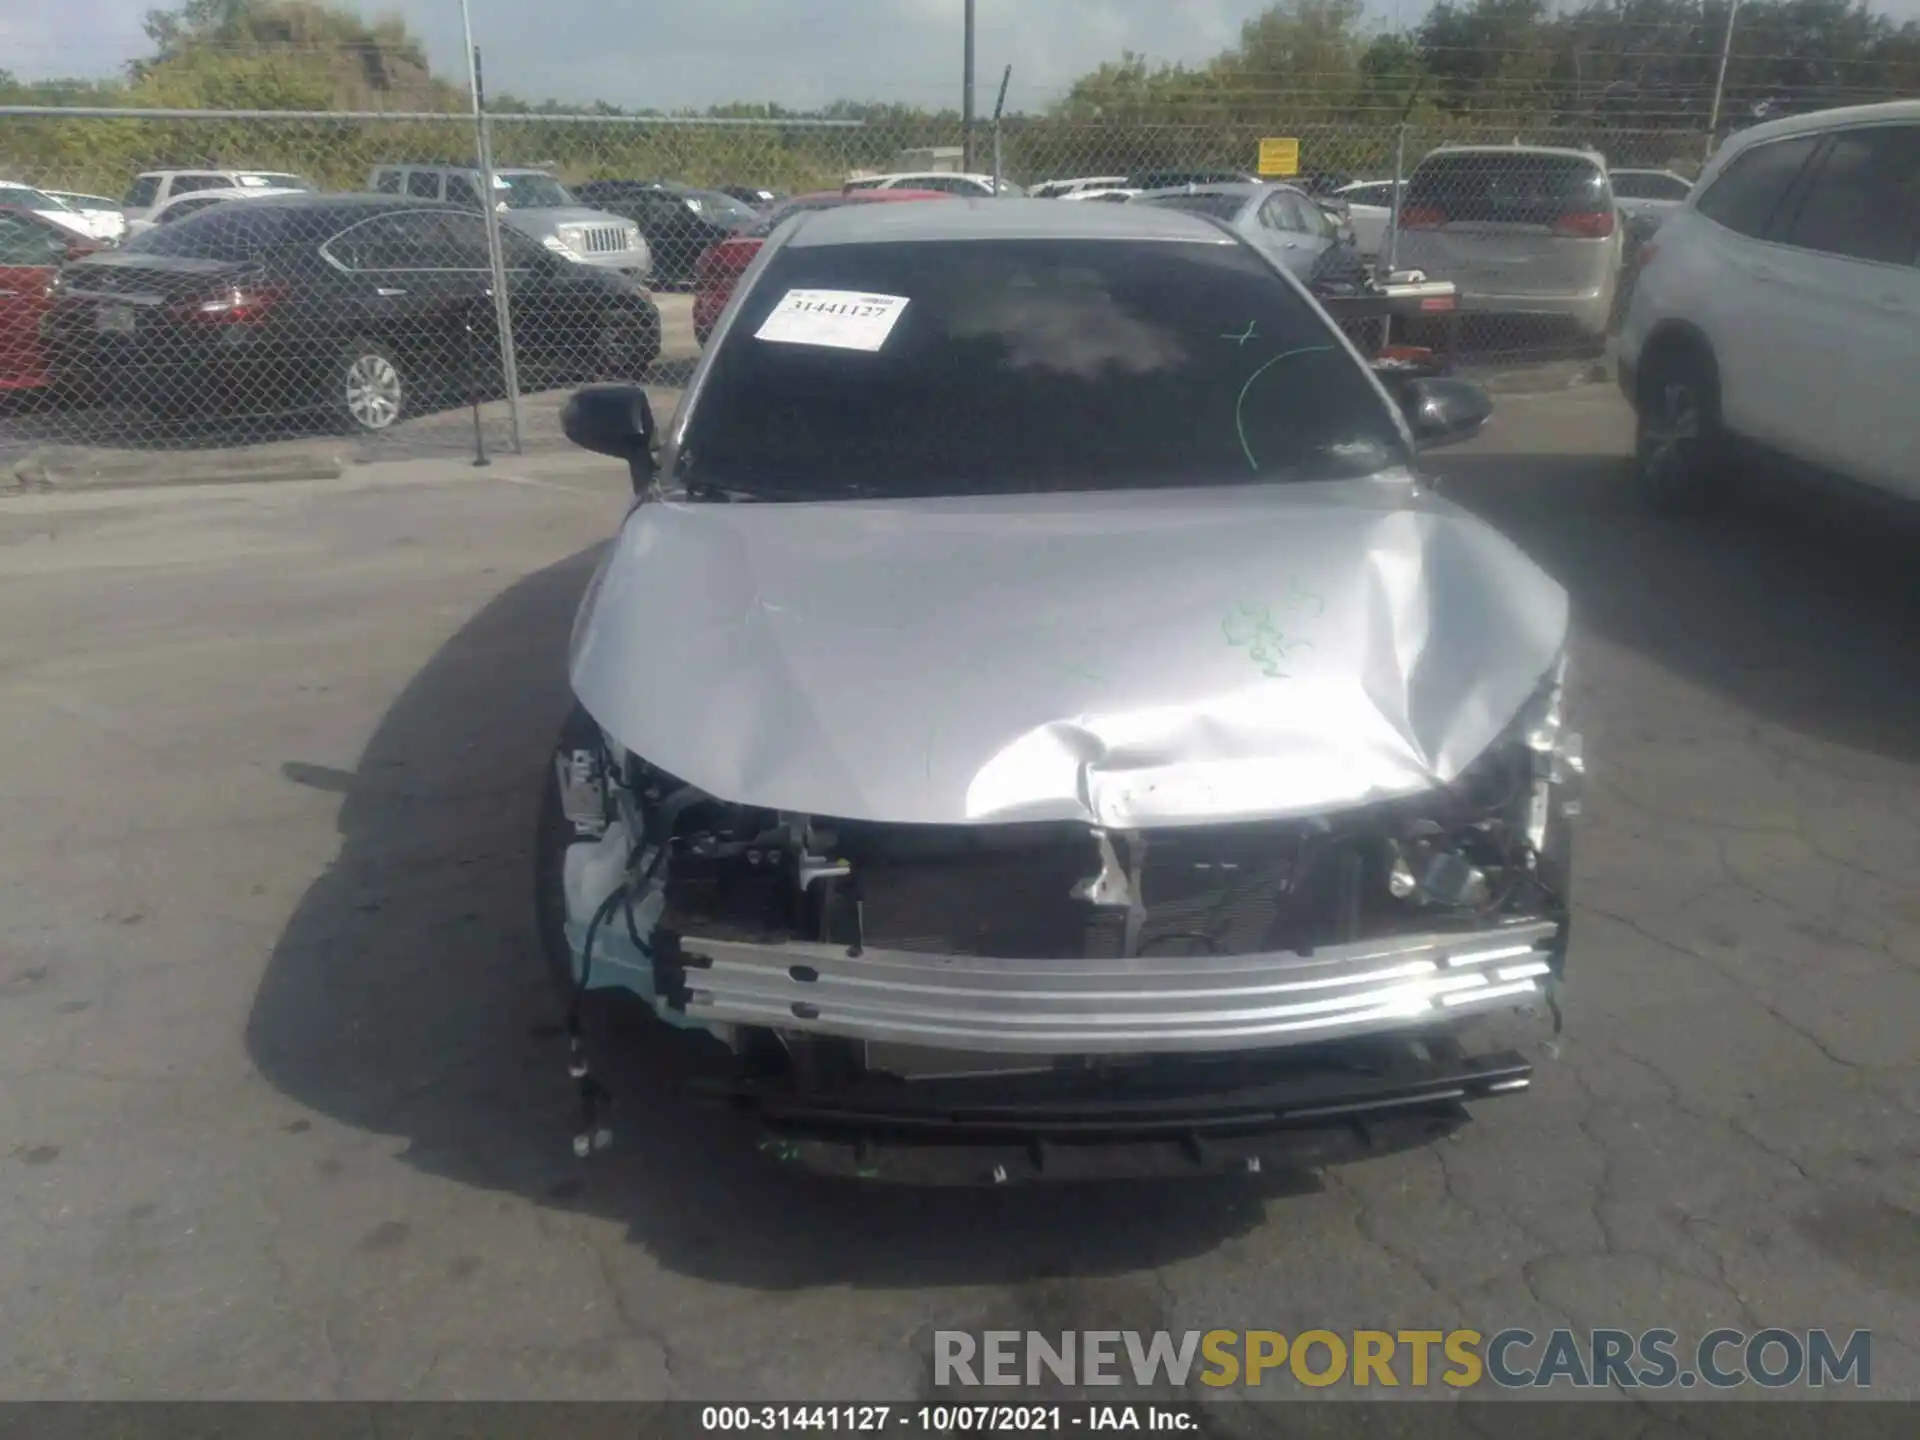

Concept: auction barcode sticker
[[755, 289, 911, 352]]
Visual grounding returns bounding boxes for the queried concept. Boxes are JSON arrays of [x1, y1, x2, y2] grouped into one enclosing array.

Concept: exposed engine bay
[[545, 660, 1580, 1181]]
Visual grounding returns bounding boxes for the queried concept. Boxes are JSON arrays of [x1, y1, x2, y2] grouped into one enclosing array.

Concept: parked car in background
[[1135, 182, 1366, 287], [1608, 167, 1694, 226], [121, 169, 314, 224], [692, 188, 958, 343], [1333, 179, 1404, 258], [0, 206, 100, 392], [1126, 168, 1259, 191], [368, 165, 651, 277], [1059, 188, 1141, 203], [1609, 167, 1696, 271], [545, 198, 1575, 1183], [843, 171, 1025, 196], [0, 183, 109, 244], [44, 194, 661, 435], [1394, 146, 1623, 338], [1031, 175, 1128, 198], [716, 185, 785, 208], [572, 180, 757, 285], [125, 186, 306, 238], [41, 190, 128, 243], [1615, 100, 1920, 512]]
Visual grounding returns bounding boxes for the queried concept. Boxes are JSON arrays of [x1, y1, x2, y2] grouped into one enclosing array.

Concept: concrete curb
[[10, 443, 346, 494]]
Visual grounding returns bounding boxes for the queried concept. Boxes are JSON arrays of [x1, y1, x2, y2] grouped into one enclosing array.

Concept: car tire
[[332, 339, 407, 435], [1634, 344, 1726, 513], [595, 306, 661, 381]]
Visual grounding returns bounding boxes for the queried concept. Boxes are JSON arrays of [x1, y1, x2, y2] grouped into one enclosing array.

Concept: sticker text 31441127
[[754, 289, 911, 353]]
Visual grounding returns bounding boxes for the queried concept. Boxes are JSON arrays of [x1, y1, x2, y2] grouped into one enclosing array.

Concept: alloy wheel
[[344, 353, 403, 432]]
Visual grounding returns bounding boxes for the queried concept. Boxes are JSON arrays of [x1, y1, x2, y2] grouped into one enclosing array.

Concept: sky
[[12, 0, 1432, 110], [2, 0, 1917, 111]]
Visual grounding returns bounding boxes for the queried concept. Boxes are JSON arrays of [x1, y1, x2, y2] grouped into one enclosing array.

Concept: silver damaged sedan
[[538, 198, 1583, 1184]]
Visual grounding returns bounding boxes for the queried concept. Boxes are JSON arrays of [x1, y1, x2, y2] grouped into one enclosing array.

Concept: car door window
[[1255, 193, 1288, 231], [125, 176, 161, 208], [1780, 125, 1920, 267], [444, 174, 483, 210], [373, 170, 403, 195], [0, 214, 65, 266], [1695, 135, 1821, 239], [170, 175, 226, 196], [406, 171, 443, 201]]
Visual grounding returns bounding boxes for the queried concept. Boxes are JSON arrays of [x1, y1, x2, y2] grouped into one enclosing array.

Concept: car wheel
[[595, 308, 661, 381], [1635, 347, 1725, 513], [334, 341, 407, 435]]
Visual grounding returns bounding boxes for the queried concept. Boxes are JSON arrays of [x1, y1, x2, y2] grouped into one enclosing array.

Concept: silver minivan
[[368, 164, 651, 277], [1393, 146, 1623, 337]]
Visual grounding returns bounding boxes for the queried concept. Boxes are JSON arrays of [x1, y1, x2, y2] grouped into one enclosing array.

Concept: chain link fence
[[1, 103, 1714, 472]]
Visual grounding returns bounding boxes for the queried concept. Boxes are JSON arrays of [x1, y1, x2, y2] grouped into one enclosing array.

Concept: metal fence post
[[461, 31, 524, 455], [1384, 120, 1408, 280], [991, 65, 1011, 193]]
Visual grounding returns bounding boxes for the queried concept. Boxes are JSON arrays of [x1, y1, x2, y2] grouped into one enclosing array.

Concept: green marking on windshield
[[1234, 345, 1337, 471]]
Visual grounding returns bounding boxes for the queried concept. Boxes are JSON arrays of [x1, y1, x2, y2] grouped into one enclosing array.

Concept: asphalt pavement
[[0, 384, 1916, 1410]]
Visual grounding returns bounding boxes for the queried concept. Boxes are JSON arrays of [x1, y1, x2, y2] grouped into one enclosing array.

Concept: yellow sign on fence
[[1257, 137, 1301, 177]]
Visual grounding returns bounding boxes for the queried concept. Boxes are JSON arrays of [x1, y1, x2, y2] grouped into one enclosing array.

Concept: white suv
[[1616, 101, 1920, 509], [121, 169, 313, 223]]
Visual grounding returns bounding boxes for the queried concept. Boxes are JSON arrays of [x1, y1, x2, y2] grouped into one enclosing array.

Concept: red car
[[0, 205, 99, 391], [692, 188, 958, 344]]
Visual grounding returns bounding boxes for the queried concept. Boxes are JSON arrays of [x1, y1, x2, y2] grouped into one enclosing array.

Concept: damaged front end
[[547, 658, 1582, 1183]]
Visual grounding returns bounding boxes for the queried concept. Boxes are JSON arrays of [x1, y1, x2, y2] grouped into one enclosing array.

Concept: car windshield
[[687, 190, 757, 225], [495, 173, 574, 209], [0, 184, 66, 210], [1406, 154, 1608, 223], [1139, 192, 1247, 221], [678, 237, 1407, 501]]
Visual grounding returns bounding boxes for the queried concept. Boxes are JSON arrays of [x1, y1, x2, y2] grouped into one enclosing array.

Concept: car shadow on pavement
[[246, 548, 1309, 1291], [1434, 451, 1920, 764]]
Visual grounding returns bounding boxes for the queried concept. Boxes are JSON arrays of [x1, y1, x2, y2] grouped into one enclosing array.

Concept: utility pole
[[1705, 0, 1741, 161], [962, 0, 977, 172]]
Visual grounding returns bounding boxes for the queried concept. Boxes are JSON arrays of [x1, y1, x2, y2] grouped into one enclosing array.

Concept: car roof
[[1420, 145, 1605, 162], [161, 186, 303, 203], [191, 193, 462, 215], [1138, 182, 1285, 200], [785, 196, 1231, 248], [1715, 97, 1920, 149], [787, 188, 957, 205]]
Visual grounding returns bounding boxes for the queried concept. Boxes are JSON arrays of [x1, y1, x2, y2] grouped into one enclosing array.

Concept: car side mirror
[[562, 383, 656, 494], [1396, 376, 1492, 449]]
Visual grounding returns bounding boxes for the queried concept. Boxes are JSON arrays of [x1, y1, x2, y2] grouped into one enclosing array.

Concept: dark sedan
[[43, 193, 661, 435], [571, 180, 759, 285]]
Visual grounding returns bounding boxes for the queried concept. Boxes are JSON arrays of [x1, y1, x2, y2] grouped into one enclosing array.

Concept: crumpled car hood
[[568, 479, 1569, 828]]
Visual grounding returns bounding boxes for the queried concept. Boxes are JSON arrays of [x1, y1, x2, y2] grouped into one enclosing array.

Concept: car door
[[1768, 122, 1920, 496], [1686, 132, 1829, 460], [0, 212, 67, 387], [1249, 191, 1308, 278], [323, 211, 488, 393]]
